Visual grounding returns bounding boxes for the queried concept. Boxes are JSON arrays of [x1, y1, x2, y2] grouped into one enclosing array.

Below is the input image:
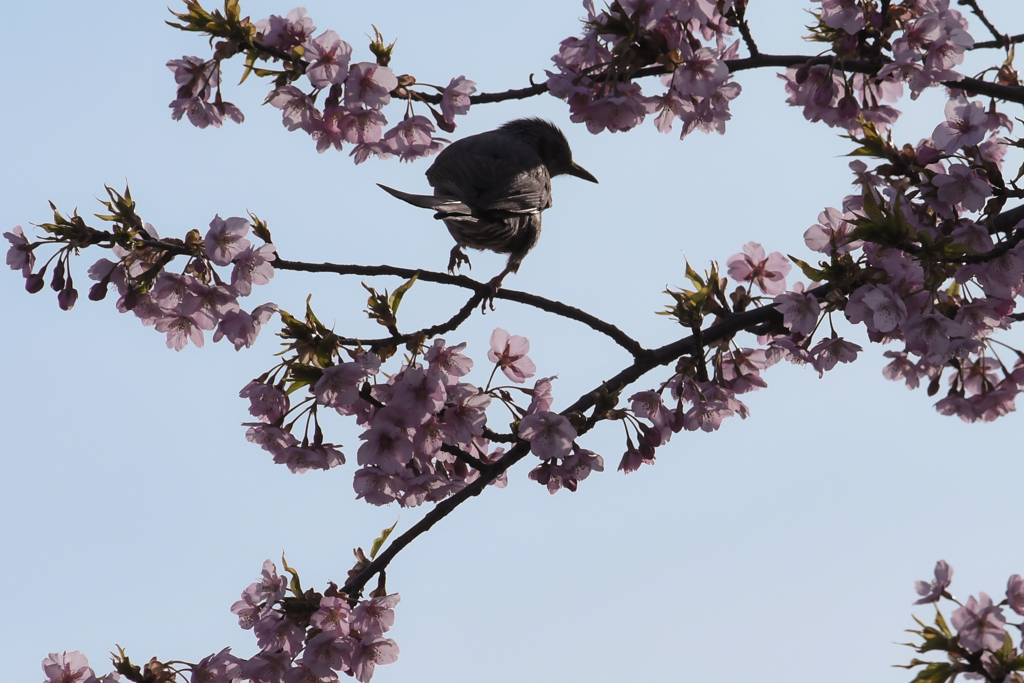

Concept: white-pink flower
[[487, 328, 536, 383]]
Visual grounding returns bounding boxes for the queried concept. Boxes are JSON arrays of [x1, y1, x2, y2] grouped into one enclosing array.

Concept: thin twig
[[957, 0, 1008, 46], [274, 258, 647, 356]]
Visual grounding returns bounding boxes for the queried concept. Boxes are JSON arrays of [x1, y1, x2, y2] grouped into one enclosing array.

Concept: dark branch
[[957, 0, 1008, 45], [340, 284, 833, 595], [412, 51, 1024, 107], [273, 258, 646, 356], [973, 32, 1024, 50]]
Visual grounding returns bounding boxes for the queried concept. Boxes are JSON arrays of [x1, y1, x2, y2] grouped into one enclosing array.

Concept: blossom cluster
[[783, 0, 975, 134], [167, 5, 476, 162], [244, 325, 610, 501], [772, 91, 1020, 423], [903, 560, 1024, 682], [546, 0, 742, 138], [5, 207, 278, 352], [41, 560, 401, 683]]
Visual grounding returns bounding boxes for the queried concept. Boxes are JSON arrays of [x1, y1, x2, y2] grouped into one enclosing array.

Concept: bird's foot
[[447, 246, 471, 274], [480, 271, 509, 313]]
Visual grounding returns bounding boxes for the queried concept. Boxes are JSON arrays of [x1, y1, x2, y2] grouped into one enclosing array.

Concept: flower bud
[[50, 259, 66, 292], [58, 286, 79, 311], [88, 282, 109, 301], [25, 272, 45, 293]]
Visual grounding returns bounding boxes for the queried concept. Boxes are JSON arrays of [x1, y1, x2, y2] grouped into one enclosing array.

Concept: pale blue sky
[[2, 1, 1022, 682]]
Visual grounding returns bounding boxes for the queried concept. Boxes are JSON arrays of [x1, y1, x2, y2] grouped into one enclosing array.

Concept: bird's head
[[500, 118, 598, 184]]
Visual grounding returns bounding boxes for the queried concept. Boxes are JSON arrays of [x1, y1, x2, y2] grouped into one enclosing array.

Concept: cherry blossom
[[951, 592, 1006, 653], [487, 328, 536, 383]]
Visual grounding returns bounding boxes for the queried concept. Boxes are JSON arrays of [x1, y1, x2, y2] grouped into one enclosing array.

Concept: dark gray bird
[[378, 117, 598, 291]]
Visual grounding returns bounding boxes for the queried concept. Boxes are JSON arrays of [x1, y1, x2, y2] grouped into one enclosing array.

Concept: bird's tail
[[376, 184, 469, 218]]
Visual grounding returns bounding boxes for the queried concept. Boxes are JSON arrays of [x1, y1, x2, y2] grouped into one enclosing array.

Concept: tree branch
[[957, 0, 1009, 46], [340, 284, 831, 596], [273, 258, 646, 356]]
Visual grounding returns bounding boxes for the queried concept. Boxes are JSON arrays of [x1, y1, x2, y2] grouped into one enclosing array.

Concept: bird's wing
[[426, 132, 553, 215]]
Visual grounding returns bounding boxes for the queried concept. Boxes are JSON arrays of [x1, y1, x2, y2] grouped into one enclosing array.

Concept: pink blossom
[[190, 647, 242, 683], [167, 55, 218, 95], [882, 350, 924, 390], [255, 610, 305, 655], [518, 411, 576, 460], [441, 384, 490, 445], [214, 303, 277, 350], [357, 408, 415, 474], [914, 559, 953, 604], [255, 8, 315, 51], [42, 651, 97, 683], [845, 284, 908, 334], [954, 298, 1010, 338], [389, 367, 447, 423], [804, 207, 861, 254], [155, 302, 215, 351], [424, 339, 473, 384], [902, 312, 970, 362], [268, 85, 320, 133], [303, 30, 352, 88], [383, 115, 442, 162], [951, 592, 1005, 653], [302, 631, 353, 677], [353, 467, 400, 506], [169, 96, 224, 129], [932, 164, 991, 212], [719, 348, 769, 395], [342, 106, 387, 144], [440, 76, 476, 126], [810, 336, 862, 376], [726, 242, 791, 295], [241, 651, 292, 683], [349, 636, 399, 683], [276, 443, 345, 473], [312, 596, 351, 635], [4, 225, 34, 276], [239, 381, 290, 423], [205, 215, 251, 266], [254, 559, 287, 603], [1006, 575, 1024, 616], [345, 63, 398, 109], [526, 376, 557, 415], [230, 586, 262, 629], [630, 390, 675, 443], [350, 594, 400, 637], [671, 46, 729, 98], [774, 291, 820, 336], [487, 328, 536, 383], [684, 81, 742, 137], [231, 243, 277, 296], [973, 246, 1024, 299], [819, 0, 865, 34], [932, 96, 987, 153], [573, 82, 659, 134], [245, 423, 299, 458], [315, 362, 368, 410]]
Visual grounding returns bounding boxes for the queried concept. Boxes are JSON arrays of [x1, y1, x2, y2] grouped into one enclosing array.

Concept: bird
[[377, 117, 598, 294]]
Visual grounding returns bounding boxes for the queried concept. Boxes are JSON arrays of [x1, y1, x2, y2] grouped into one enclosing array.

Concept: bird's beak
[[568, 162, 599, 184]]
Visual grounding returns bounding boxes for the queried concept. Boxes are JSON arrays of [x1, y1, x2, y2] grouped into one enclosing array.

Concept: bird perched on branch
[[378, 117, 598, 293]]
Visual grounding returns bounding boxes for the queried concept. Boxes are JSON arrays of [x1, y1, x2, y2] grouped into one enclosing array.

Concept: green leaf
[[909, 662, 954, 683], [281, 552, 302, 595], [369, 521, 398, 560], [388, 273, 418, 314], [788, 255, 825, 282], [933, 610, 953, 638]]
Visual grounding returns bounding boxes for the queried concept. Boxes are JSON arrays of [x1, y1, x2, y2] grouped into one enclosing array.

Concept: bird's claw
[[447, 246, 471, 274], [480, 273, 507, 313]]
